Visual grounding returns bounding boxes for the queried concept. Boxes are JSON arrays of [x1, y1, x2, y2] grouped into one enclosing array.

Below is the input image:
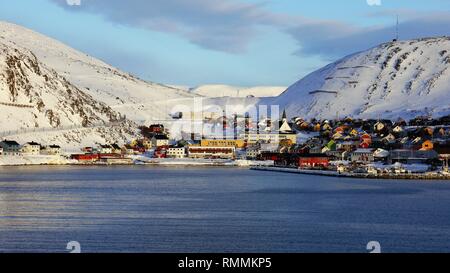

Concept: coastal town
[[1, 111, 449, 179]]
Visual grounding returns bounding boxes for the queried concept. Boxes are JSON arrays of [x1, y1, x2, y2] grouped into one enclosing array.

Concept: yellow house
[[424, 127, 434, 136], [130, 139, 139, 148], [201, 139, 246, 148], [314, 123, 321, 132], [332, 132, 344, 140], [322, 123, 332, 131], [142, 138, 152, 149], [350, 129, 359, 137]]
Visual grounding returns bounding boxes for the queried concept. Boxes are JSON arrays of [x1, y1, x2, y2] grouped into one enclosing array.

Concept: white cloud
[[52, 0, 450, 59]]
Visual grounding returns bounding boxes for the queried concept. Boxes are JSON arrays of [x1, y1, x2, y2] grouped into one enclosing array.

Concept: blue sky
[[1, 0, 450, 87]]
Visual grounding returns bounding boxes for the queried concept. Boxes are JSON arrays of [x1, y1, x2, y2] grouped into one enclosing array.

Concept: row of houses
[[114, 113, 299, 160], [0, 140, 61, 156], [252, 114, 449, 173]]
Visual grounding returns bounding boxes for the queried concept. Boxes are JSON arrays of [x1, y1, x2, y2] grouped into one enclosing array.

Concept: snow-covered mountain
[[0, 31, 139, 149], [0, 21, 195, 125], [272, 37, 450, 120], [190, 84, 286, 98], [0, 21, 205, 149]]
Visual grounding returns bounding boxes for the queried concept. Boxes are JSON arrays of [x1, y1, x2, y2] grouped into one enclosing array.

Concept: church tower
[[279, 109, 293, 134]]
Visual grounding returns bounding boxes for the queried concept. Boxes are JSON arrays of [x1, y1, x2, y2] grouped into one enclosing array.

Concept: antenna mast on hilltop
[[395, 15, 399, 41]]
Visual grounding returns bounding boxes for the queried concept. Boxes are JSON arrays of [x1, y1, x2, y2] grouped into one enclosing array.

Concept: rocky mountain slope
[[271, 37, 450, 120], [0, 28, 139, 149], [0, 21, 195, 125]]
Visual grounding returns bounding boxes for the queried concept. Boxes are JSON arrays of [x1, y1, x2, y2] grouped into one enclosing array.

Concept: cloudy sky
[[1, 0, 450, 87]]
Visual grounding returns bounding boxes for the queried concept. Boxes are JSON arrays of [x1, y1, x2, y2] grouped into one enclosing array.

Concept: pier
[[250, 166, 450, 180]]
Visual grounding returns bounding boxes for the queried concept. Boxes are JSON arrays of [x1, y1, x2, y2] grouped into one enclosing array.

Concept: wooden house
[[420, 140, 434, 151], [21, 142, 41, 155], [152, 135, 170, 148], [99, 145, 113, 154], [41, 145, 61, 155], [350, 149, 375, 163], [0, 140, 21, 156]]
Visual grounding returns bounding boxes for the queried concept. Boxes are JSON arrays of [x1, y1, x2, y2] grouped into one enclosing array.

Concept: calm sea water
[[0, 165, 450, 253]]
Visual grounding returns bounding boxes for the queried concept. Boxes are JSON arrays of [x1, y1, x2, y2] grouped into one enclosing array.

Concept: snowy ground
[[369, 162, 430, 173], [189, 84, 286, 98], [127, 156, 275, 166], [271, 37, 450, 120], [0, 155, 72, 166]]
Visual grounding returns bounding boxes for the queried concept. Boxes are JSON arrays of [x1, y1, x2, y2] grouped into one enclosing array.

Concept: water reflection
[[0, 166, 449, 253]]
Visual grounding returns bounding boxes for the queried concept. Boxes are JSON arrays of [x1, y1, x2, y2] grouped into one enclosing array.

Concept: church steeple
[[282, 109, 287, 122], [279, 109, 293, 133]]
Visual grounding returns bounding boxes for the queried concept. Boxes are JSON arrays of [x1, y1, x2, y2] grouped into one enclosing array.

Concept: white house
[[99, 145, 113, 154], [167, 147, 186, 158], [350, 149, 375, 163], [382, 133, 396, 143], [41, 145, 61, 155], [246, 144, 261, 159], [152, 135, 170, 147], [374, 121, 386, 132], [21, 142, 41, 155], [260, 143, 279, 153], [393, 126, 404, 134], [0, 140, 21, 156]]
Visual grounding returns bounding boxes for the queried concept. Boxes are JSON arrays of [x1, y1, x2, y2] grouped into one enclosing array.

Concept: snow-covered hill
[[272, 37, 450, 120], [0, 21, 195, 125], [0, 21, 262, 147], [190, 84, 286, 98], [0, 35, 138, 149]]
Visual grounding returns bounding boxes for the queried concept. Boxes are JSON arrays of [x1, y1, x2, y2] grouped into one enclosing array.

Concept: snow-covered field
[[0, 155, 72, 166], [2, 126, 135, 151]]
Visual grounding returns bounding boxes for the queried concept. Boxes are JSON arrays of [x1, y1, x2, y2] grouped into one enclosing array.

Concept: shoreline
[[250, 166, 450, 180], [1, 156, 449, 180], [0, 156, 274, 168]]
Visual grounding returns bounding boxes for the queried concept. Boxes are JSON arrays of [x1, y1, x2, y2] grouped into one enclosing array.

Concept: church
[[244, 110, 297, 145]]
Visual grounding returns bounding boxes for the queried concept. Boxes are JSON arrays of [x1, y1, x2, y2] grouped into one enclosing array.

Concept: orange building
[[420, 140, 434, 151]]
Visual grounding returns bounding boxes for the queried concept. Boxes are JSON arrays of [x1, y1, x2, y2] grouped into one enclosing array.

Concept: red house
[[360, 133, 372, 144], [71, 154, 99, 162], [359, 141, 370, 149], [299, 154, 330, 169], [149, 124, 165, 134], [154, 147, 167, 158]]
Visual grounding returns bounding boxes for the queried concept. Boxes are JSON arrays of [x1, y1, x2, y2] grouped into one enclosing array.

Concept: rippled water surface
[[0, 165, 449, 253]]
